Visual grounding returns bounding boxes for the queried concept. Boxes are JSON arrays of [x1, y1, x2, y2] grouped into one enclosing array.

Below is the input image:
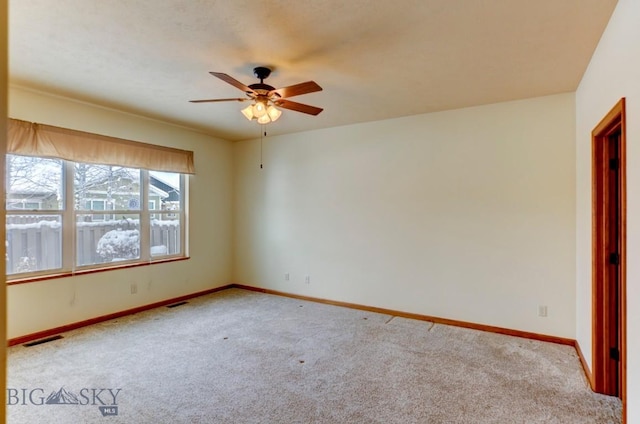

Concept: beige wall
[[7, 86, 234, 339], [233, 93, 576, 338], [575, 0, 640, 420]]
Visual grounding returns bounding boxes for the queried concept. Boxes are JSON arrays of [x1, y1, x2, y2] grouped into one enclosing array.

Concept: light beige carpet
[[7, 288, 621, 423]]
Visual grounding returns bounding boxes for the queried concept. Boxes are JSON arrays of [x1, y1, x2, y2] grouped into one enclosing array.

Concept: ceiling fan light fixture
[[257, 114, 271, 124], [241, 102, 280, 124], [253, 101, 267, 118], [267, 105, 282, 122], [241, 105, 254, 120]]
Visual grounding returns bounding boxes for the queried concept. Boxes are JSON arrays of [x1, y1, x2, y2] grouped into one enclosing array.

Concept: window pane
[[150, 214, 181, 257], [6, 155, 63, 210], [149, 171, 181, 212], [74, 164, 141, 211], [6, 215, 62, 275], [76, 214, 140, 266]]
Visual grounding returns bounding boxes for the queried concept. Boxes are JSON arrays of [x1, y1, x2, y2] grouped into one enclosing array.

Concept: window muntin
[[5, 156, 186, 280]]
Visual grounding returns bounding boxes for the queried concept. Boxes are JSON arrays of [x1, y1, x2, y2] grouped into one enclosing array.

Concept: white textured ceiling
[[9, 0, 617, 141]]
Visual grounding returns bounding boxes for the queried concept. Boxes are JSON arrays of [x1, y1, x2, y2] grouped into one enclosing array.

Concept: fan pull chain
[[260, 125, 265, 169]]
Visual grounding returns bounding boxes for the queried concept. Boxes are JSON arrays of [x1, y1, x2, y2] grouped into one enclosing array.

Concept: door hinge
[[609, 158, 619, 170], [609, 252, 620, 265], [610, 347, 620, 361]]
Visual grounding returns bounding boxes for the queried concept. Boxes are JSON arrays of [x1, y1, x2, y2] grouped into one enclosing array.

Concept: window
[[5, 154, 187, 279], [6, 118, 194, 281], [5, 156, 64, 275], [8, 201, 42, 210], [149, 171, 182, 257], [83, 200, 114, 221]]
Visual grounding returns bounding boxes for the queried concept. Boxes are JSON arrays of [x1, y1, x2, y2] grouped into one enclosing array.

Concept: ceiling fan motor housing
[[248, 83, 276, 96], [253, 66, 272, 81], [249, 67, 277, 96]]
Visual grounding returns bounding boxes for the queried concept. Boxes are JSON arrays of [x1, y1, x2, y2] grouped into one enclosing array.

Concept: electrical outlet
[[131, 283, 138, 294], [538, 305, 547, 317], [285, 273, 290, 281], [305, 275, 310, 284]]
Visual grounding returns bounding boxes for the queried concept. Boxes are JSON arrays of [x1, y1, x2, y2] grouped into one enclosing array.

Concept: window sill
[[6, 256, 190, 286]]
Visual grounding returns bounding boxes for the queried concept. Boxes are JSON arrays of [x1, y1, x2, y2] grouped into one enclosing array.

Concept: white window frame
[[5, 156, 187, 281]]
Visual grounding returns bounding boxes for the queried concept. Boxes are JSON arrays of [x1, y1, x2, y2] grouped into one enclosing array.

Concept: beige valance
[[7, 118, 195, 174]]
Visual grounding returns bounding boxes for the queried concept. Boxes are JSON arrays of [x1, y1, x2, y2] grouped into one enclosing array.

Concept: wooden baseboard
[[231, 284, 575, 346], [575, 340, 595, 390], [8, 284, 233, 346], [9, 281, 578, 351]]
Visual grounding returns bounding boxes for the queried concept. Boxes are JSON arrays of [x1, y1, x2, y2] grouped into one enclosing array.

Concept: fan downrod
[[253, 67, 272, 83]]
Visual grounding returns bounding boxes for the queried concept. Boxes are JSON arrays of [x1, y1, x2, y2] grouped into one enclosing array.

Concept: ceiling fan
[[190, 67, 323, 124]]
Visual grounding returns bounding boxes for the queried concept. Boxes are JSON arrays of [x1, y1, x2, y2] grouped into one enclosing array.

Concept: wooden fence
[[6, 216, 180, 274]]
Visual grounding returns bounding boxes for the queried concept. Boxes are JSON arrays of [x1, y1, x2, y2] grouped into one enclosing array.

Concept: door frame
[[591, 98, 626, 414]]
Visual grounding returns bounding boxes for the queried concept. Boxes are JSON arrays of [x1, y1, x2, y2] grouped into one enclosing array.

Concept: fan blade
[[189, 98, 248, 103], [210, 72, 256, 94], [269, 81, 322, 99], [275, 99, 323, 116]]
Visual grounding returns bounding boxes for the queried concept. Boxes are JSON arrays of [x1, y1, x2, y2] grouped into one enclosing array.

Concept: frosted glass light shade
[[267, 105, 282, 122], [241, 105, 254, 120], [253, 102, 267, 118], [240, 102, 282, 124]]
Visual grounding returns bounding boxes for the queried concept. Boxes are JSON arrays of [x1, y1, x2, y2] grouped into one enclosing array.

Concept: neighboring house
[[150, 175, 179, 203], [77, 170, 179, 215], [75, 167, 145, 216], [150, 174, 180, 213]]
